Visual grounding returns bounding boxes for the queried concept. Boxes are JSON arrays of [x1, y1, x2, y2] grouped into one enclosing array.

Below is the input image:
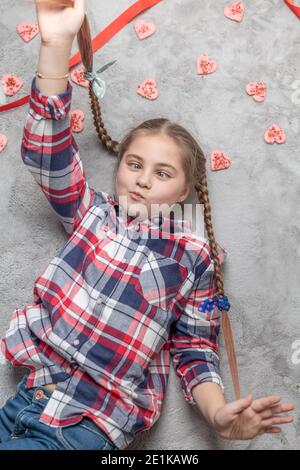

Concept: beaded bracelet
[[36, 71, 70, 80]]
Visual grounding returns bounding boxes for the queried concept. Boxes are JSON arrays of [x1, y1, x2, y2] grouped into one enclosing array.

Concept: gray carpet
[[0, 0, 299, 450]]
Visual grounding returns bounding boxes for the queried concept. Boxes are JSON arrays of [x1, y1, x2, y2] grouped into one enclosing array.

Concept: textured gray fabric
[[0, 0, 299, 449]]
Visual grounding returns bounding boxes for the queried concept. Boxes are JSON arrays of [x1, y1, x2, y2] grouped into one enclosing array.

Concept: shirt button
[[73, 339, 80, 346], [35, 390, 46, 400]]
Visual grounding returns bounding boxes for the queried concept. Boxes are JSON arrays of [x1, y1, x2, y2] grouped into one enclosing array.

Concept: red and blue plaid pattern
[[1, 78, 227, 450]]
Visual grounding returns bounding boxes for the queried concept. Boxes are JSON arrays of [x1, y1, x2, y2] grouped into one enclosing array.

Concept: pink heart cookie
[[134, 19, 156, 40], [210, 150, 231, 171], [1, 74, 24, 96], [137, 79, 159, 100], [197, 55, 217, 75], [0, 134, 8, 152], [246, 81, 267, 102], [71, 68, 89, 88], [17, 22, 39, 43], [264, 124, 286, 144], [70, 110, 85, 133], [224, 2, 245, 22]]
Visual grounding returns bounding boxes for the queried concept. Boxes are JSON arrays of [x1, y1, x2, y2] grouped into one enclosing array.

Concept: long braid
[[196, 174, 224, 296], [77, 15, 119, 154], [196, 169, 240, 400], [89, 89, 119, 154]]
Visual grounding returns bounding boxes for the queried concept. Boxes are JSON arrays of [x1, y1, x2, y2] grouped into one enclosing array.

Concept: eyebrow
[[125, 154, 177, 172]]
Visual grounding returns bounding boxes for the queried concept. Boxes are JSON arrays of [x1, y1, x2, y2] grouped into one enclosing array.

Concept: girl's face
[[115, 133, 190, 220]]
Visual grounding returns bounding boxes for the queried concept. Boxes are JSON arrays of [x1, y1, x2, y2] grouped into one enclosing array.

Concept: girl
[[0, 0, 294, 450]]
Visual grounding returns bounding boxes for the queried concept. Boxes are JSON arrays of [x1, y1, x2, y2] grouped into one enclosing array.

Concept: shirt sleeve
[[169, 241, 227, 405], [21, 77, 95, 236]]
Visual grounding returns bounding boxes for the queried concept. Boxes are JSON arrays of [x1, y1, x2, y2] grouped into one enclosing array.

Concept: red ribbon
[[0, 0, 162, 114], [284, 0, 300, 19]]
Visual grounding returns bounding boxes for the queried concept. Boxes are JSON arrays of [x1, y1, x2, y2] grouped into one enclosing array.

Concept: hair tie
[[84, 60, 117, 101], [199, 294, 231, 313]]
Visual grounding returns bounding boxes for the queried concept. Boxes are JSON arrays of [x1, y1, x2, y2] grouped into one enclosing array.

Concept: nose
[[136, 171, 152, 189]]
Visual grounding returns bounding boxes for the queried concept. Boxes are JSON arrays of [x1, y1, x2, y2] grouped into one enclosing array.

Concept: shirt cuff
[[29, 76, 73, 120], [181, 366, 225, 406]]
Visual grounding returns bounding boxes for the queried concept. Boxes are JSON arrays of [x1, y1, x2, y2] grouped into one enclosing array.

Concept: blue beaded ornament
[[199, 294, 231, 313]]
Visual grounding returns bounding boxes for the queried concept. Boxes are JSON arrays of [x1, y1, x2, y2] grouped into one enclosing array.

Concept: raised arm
[[35, 0, 85, 95], [22, 1, 96, 236]]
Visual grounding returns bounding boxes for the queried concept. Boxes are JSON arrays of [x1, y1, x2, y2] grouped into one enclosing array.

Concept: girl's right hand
[[35, 0, 86, 46]]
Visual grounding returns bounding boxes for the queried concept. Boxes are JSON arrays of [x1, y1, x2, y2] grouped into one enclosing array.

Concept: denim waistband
[[16, 375, 53, 403], [15, 374, 117, 448]]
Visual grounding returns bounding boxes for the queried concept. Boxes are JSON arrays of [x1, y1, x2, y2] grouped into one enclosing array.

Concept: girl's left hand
[[213, 394, 294, 440]]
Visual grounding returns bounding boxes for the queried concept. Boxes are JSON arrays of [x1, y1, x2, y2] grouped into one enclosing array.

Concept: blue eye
[[158, 171, 170, 178], [128, 162, 140, 169]]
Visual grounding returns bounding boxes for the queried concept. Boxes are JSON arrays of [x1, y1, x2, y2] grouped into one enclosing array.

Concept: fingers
[[259, 427, 282, 435], [74, 0, 85, 14], [36, 0, 76, 9], [36, 0, 73, 6], [70, 0, 85, 24], [247, 396, 294, 438], [257, 413, 293, 437], [260, 403, 295, 420], [251, 395, 282, 413], [262, 415, 294, 429], [226, 394, 254, 415], [270, 403, 294, 412]]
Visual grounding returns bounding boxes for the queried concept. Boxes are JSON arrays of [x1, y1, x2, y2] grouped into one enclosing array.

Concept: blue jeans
[[0, 375, 118, 450]]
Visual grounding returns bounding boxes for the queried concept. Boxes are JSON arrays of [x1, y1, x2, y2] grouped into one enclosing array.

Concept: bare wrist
[[192, 382, 226, 428], [211, 405, 224, 431], [36, 41, 73, 95], [41, 38, 74, 49]]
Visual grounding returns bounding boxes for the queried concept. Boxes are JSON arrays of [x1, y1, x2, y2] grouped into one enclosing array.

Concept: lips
[[130, 191, 144, 199]]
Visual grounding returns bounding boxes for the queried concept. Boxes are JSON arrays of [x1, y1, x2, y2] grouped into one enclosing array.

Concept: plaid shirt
[[1, 78, 227, 450]]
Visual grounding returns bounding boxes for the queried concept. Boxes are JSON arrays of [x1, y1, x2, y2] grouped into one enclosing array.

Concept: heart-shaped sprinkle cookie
[[17, 22, 39, 43], [224, 2, 245, 22], [1, 74, 24, 96], [264, 124, 286, 144], [70, 110, 85, 133], [137, 79, 159, 100], [71, 68, 89, 88], [246, 81, 267, 102], [197, 55, 217, 75], [210, 150, 231, 171], [134, 19, 156, 40], [0, 134, 8, 152]]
